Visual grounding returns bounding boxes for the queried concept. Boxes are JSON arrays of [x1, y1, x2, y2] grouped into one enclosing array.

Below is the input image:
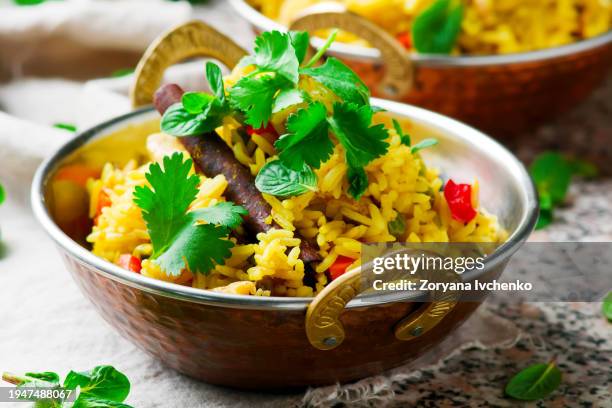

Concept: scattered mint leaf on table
[[603, 291, 612, 322], [412, 0, 464, 54], [255, 160, 318, 197], [505, 360, 562, 401], [53, 123, 77, 132], [64, 366, 130, 403], [275, 102, 332, 171], [0, 183, 5, 205], [12, 0, 46, 5], [133, 153, 246, 276]]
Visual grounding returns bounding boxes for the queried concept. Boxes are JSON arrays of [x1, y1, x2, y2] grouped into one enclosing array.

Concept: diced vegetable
[[246, 123, 278, 138], [94, 190, 112, 224], [117, 254, 142, 273], [444, 179, 477, 222], [329, 256, 355, 280], [55, 164, 100, 187]]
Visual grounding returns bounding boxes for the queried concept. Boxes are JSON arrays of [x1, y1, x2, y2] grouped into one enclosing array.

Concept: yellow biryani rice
[[248, 0, 612, 54], [86, 109, 506, 297]]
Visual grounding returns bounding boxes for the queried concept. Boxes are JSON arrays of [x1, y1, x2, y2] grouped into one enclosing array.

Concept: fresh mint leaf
[[229, 75, 289, 128], [133, 153, 245, 276], [392, 118, 411, 146], [347, 166, 369, 200], [255, 160, 318, 197], [411, 138, 438, 154], [272, 88, 305, 113], [275, 102, 333, 170], [301, 57, 369, 106], [252, 31, 300, 83], [327, 102, 389, 169], [25, 372, 60, 385], [205, 62, 225, 103], [289, 31, 310, 64], [412, 0, 464, 54], [505, 360, 562, 401], [182, 92, 215, 114], [160, 100, 224, 137], [64, 366, 130, 403], [603, 291, 612, 322]]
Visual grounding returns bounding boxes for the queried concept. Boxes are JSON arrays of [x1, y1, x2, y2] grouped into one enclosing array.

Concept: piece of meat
[[153, 84, 321, 263]]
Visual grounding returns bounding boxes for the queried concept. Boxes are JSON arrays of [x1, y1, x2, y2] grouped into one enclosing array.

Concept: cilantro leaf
[[411, 138, 438, 154], [253, 31, 300, 83], [412, 0, 464, 54], [155, 222, 234, 276], [289, 31, 310, 64], [347, 166, 369, 200], [255, 160, 318, 197], [134, 153, 199, 256], [206, 61, 225, 103], [301, 57, 369, 106], [275, 102, 333, 170], [190, 202, 248, 230], [393, 118, 411, 146], [272, 88, 305, 113], [229, 75, 289, 128], [327, 102, 389, 169], [133, 153, 245, 276]]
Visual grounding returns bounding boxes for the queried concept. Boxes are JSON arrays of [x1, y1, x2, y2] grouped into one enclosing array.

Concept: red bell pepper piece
[[444, 179, 477, 223], [246, 123, 278, 138], [396, 32, 412, 49], [118, 254, 142, 273], [329, 256, 355, 280]]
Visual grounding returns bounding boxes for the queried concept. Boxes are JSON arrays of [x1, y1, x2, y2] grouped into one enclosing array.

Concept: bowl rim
[[31, 100, 538, 311], [228, 0, 612, 67]]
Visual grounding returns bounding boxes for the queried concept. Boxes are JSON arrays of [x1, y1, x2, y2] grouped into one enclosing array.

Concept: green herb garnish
[[2, 365, 133, 407], [0, 183, 5, 206], [161, 62, 229, 136], [388, 213, 406, 237], [603, 291, 612, 322], [392, 118, 438, 153], [54, 123, 77, 132], [393, 119, 411, 146], [161, 30, 397, 200], [12, 0, 46, 5], [133, 153, 247, 276], [411, 138, 439, 154], [255, 160, 318, 197], [505, 360, 562, 401], [412, 0, 464, 54], [530, 152, 597, 230]]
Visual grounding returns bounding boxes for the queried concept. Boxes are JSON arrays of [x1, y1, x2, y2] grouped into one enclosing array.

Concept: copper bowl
[[31, 95, 537, 388], [230, 0, 612, 136]]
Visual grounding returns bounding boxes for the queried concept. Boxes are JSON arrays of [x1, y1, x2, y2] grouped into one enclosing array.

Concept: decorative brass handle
[[306, 252, 459, 350], [130, 20, 247, 108], [289, 10, 414, 99]]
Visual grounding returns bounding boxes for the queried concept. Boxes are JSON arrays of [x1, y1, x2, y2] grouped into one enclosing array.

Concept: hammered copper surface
[[60, 251, 482, 388], [346, 42, 612, 136]]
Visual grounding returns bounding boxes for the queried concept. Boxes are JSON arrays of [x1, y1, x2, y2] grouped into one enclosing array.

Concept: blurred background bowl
[[230, 0, 612, 136]]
